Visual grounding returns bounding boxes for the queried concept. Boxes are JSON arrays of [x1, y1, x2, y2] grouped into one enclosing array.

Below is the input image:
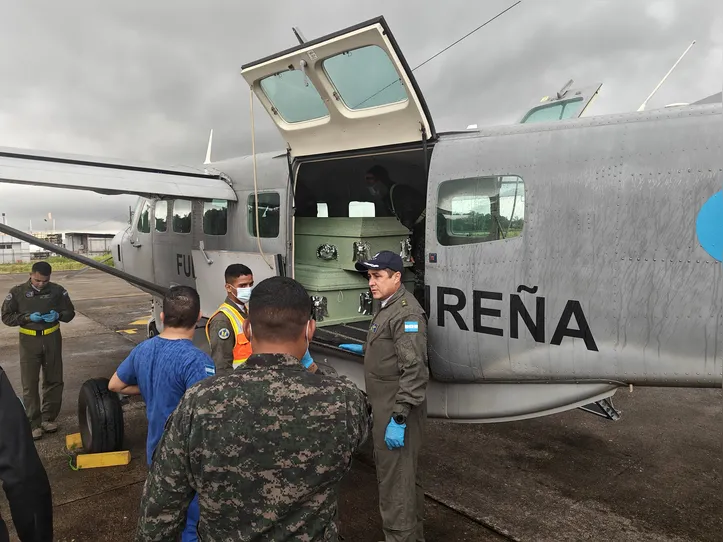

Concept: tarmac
[[0, 269, 720, 541]]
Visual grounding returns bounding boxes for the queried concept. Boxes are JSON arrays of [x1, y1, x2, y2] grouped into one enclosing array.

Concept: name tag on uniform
[[404, 321, 419, 333]]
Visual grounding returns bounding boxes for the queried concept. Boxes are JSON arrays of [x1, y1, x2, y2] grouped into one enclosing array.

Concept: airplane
[[0, 16, 721, 453]]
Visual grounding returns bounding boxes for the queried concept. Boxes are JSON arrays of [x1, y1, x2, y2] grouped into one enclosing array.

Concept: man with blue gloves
[[1, 261, 75, 440], [341, 250, 429, 542]]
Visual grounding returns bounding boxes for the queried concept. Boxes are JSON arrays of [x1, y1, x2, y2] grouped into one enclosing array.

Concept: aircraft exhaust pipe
[[0, 222, 169, 297]]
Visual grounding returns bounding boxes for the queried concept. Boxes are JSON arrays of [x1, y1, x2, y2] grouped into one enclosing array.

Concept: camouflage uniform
[[1, 279, 75, 430], [135, 353, 372, 542], [363, 284, 429, 542]]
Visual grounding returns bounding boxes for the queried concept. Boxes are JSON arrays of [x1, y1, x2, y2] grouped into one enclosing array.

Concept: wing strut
[[0, 223, 168, 297]]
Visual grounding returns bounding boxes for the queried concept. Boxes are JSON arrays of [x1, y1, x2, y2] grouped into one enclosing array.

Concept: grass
[[0, 253, 115, 275]]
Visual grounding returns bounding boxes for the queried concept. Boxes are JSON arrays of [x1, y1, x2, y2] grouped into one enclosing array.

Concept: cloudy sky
[[0, 0, 720, 234]]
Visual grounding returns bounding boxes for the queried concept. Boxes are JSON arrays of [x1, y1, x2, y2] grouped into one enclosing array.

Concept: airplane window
[[520, 97, 584, 124], [248, 192, 280, 238], [259, 70, 329, 124], [154, 201, 168, 232], [137, 200, 151, 234], [322, 46, 408, 110], [349, 201, 375, 217], [173, 199, 192, 234], [317, 203, 329, 217], [436, 175, 524, 246], [203, 200, 228, 236]]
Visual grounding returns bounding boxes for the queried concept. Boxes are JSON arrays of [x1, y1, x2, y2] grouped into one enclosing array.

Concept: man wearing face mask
[[365, 165, 427, 307], [205, 264, 254, 376]]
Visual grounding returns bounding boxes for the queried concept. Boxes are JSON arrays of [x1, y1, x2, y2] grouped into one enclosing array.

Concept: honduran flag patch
[[404, 321, 419, 333]]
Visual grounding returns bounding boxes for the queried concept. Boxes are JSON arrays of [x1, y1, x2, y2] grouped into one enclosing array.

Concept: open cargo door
[[519, 80, 602, 124], [241, 16, 436, 159]]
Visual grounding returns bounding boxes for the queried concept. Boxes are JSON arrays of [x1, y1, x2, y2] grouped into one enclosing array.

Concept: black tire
[[77, 378, 125, 454]]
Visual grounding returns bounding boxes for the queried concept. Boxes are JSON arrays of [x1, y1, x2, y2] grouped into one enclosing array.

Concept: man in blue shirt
[[109, 285, 214, 542]]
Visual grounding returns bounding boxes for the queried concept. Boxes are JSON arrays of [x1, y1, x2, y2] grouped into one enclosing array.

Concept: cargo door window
[[437, 175, 525, 246], [322, 45, 408, 110], [349, 201, 375, 217]]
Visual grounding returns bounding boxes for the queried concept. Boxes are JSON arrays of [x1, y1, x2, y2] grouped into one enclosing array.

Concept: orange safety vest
[[205, 302, 252, 368]]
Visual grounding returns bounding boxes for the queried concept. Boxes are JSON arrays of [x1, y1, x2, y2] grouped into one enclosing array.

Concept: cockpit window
[[322, 45, 408, 110], [259, 70, 329, 123], [520, 97, 584, 124]]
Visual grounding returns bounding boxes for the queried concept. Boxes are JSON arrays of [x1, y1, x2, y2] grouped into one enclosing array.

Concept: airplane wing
[[0, 146, 237, 201]]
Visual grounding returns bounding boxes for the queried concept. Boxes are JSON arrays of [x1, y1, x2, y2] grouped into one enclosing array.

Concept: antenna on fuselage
[[204, 129, 214, 165], [292, 27, 307, 45], [637, 40, 696, 112]]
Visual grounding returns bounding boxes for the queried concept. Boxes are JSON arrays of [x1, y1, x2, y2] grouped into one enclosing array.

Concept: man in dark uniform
[[1, 261, 75, 440], [0, 364, 53, 541], [205, 263, 254, 376], [136, 276, 372, 541], [365, 165, 427, 307], [344, 250, 429, 542]]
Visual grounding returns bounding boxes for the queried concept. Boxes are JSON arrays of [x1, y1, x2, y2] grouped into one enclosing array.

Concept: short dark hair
[[225, 264, 253, 284], [162, 285, 200, 329], [367, 165, 392, 186], [247, 277, 311, 342], [31, 261, 52, 276]]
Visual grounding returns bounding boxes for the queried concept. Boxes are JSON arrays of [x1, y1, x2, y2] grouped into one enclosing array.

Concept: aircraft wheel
[[77, 378, 125, 454]]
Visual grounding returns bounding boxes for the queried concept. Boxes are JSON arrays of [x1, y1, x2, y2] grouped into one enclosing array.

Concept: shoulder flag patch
[[218, 328, 231, 340], [404, 321, 419, 333], [205, 364, 216, 377]]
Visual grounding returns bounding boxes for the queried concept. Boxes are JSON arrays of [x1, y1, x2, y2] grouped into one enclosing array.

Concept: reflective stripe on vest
[[205, 303, 252, 368]]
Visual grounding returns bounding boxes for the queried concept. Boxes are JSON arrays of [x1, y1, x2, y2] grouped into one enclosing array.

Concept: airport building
[[0, 234, 31, 264], [64, 232, 115, 256]]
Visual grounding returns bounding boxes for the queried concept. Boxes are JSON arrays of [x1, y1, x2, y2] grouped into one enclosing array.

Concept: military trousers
[[372, 402, 426, 542], [19, 331, 64, 429]]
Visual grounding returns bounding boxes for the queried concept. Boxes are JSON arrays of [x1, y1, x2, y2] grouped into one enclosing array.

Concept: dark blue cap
[[355, 250, 404, 273]]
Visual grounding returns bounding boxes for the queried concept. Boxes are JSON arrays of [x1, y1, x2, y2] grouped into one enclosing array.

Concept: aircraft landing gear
[[77, 378, 125, 454]]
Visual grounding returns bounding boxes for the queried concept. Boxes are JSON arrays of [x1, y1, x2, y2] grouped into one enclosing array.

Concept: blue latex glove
[[339, 344, 363, 354], [29, 312, 43, 323], [42, 310, 59, 323], [300, 349, 314, 369], [384, 417, 406, 450]]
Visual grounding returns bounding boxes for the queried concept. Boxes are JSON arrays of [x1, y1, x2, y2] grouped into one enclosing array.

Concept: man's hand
[[28, 312, 43, 323], [339, 344, 364, 354], [384, 417, 406, 449], [41, 310, 59, 323]]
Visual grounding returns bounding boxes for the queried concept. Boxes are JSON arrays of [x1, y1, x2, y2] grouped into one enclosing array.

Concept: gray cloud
[[0, 0, 720, 234]]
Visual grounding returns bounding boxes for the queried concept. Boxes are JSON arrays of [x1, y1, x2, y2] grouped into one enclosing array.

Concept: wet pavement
[[0, 270, 720, 541]]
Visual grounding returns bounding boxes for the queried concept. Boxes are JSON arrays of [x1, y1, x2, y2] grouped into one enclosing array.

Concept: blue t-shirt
[[116, 336, 215, 465]]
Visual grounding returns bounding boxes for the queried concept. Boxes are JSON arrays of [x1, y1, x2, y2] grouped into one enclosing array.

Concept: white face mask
[[236, 286, 253, 304]]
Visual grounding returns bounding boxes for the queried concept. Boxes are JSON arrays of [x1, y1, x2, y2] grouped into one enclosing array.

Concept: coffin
[[295, 264, 415, 327], [294, 217, 414, 271]]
